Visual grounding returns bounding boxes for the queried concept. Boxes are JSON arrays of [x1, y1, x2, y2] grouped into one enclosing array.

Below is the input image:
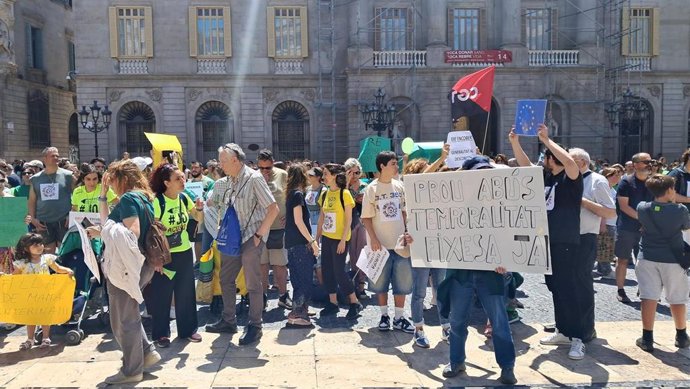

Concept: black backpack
[[319, 188, 345, 210]]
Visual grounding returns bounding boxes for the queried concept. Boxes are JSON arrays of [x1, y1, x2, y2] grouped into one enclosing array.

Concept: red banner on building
[[444, 50, 512, 64]]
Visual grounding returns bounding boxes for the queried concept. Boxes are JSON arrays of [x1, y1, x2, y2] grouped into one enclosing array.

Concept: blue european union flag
[[514, 99, 547, 136]]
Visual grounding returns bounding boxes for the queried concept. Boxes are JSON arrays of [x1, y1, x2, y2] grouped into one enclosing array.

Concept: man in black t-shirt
[[615, 152, 654, 303], [510, 124, 589, 361], [667, 149, 690, 211]]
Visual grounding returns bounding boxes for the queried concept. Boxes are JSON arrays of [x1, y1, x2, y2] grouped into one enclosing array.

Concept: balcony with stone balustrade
[[528, 50, 580, 66], [372, 50, 427, 68]]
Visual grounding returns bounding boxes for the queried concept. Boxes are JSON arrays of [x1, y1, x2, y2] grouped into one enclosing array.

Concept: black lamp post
[[605, 88, 645, 128], [359, 88, 397, 138], [79, 100, 112, 158]]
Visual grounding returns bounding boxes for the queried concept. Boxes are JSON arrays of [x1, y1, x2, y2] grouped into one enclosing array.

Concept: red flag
[[449, 66, 495, 120]]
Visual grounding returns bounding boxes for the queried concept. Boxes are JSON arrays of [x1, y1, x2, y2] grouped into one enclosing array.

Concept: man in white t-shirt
[[361, 151, 414, 334]]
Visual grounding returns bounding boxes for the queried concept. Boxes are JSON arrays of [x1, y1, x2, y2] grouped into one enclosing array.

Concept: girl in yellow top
[[315, 163, 362, 318], [71, 163, 118, 212], [146, 163, 204, 348]]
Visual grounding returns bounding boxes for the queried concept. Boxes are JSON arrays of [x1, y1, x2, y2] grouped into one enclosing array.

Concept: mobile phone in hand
[[81, 217, 94, 229]]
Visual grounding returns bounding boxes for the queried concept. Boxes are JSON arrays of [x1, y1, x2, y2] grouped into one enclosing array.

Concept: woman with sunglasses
[[146, 163, 204, 348], [343, 158, 368, 298], [10, 167, 35, 198], [0, 171, 12, 197]]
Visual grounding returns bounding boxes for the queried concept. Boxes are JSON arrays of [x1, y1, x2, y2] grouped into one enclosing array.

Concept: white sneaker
[[540, 330, 571, 345], [568, 338, 585, 360]]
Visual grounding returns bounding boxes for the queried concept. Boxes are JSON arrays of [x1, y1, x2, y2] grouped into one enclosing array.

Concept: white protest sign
[[446, 131, 477, 168], [74, 221, 100, 283], [68, 212, 101, 228], [185, 182, 204, 200], [356, 246, 390, 283], [403, 166, 551, 274]]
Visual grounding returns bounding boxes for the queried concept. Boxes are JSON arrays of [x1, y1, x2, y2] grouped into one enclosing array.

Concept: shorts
[[368, 250, 413, 295], [260, 247, 288, 266], [614, 229, 640, 260], [40, 219, 68, 245], [635, 259, 690, 304]]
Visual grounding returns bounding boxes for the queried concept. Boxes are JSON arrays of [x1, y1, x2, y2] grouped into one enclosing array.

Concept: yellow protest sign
[[0, 274, 75, 325], [144, 132, 184, 169]]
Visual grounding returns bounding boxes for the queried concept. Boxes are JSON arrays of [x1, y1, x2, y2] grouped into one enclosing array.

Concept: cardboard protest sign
[[403, 167, 551, 274], [356, 246, 390, 283], [514, 99, 547, 136], [68, 212, 101, 228], [446, 131, 477, 168], [74, 222, 101, 283], [0, 197, 28, 247], [359, 136, 391, 173], [0, 274, 75, 325], [145, 132, 184, 170], [185, 182, 204, 200]]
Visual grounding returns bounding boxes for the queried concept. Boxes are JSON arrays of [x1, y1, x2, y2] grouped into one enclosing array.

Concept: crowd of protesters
[[0, 125, 689, 386]]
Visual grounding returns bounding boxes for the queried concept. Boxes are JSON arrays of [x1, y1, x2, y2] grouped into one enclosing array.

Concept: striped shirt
[[210, 165, 276, 244]]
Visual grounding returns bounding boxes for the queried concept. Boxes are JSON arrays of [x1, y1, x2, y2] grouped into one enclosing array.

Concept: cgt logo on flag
[[448, 66, 495, 122]]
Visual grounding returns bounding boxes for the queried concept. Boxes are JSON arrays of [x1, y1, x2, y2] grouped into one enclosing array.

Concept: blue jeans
[[368, 250, 413, 295], [447, 273, 516, 369], [201, 224, 214, 255], [287, 244, 316, 310], [411, 267, 447, 326]]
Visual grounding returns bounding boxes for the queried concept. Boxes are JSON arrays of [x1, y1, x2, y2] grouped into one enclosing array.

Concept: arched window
[[619, 99, 652, 161], [118, 101, 155, 156], [272, 101, 309, 161], [196, 101, 232, 163]]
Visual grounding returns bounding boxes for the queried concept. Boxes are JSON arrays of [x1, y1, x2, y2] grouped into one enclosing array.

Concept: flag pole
[[481, 101, 492, 155]]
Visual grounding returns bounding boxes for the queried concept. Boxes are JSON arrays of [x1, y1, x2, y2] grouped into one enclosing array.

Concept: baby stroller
[[35, 225, 109, 345]]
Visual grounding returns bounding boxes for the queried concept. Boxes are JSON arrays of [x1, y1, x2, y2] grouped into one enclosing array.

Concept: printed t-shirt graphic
[[319, 189, 355, 241], [153, 193, 195, 253]]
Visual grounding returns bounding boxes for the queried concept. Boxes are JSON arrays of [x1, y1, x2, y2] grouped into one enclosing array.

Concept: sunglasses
[[258, 166, 273, 171], [637, 160, 653, 165], [22, 171, 34, 176]]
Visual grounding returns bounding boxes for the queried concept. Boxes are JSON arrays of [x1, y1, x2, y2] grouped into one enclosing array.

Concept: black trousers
[[144, 248, 198, 340], [320, 237, 354, 296], [545, 236, 596, 341]]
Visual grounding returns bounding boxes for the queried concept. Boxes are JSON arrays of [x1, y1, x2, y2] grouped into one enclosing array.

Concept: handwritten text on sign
[[0, 274, 75, 325], [403, 167, 551, 274]]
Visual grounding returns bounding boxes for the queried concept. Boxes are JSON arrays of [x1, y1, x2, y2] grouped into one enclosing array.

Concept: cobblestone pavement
[[1, 263, 676, 341]]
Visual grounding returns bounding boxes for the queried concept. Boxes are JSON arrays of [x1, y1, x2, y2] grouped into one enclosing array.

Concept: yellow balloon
[[401, 137, 415, 154]]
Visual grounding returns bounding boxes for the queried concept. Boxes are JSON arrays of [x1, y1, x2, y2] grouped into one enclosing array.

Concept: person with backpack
[[145, 163, 204, 349], [315, 163, 362, 319], [85, 160, 162, 385], [667, 149, 690, 211]]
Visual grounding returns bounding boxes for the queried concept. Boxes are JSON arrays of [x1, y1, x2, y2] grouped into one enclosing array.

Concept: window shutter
[[300, 6, 308, 57], [267, 7, 275, 57], [374, 7, 381, 51], [479, 8, 487, 50], [109, 7, 118, 57], [223, 6, 232, 57], [144, 6, 153, 58], [447, 8, 454, 47], [25, 23, 33, 67], [550, 8, 558, 50], [521, 9, 526, 47], [189, 7, 197, 57], [650, 7, 660, 56], [405, 8, 413, 50], [621, 8, 630, 56]]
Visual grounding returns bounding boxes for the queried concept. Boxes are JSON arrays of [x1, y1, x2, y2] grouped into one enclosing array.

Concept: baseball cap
[[462, 156, 493, 171], [308, 167, 323, 177], [131, 156, 153, 171], [24, 160, 44, 169]]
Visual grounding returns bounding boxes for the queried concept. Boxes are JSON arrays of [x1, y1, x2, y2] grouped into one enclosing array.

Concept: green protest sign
[[0, 197, 28, 247], [358, 136, 391, 173]]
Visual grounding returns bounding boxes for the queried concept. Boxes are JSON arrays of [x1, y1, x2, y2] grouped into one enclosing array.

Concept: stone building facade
[[0, 0, 76, 162], [74, 0, 690, 164]]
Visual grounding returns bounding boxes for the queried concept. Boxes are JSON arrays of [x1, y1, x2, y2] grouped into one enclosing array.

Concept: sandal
[[40, 338, 52, 348], [186, 333, 202, 343], [19, 340, 32, 350]]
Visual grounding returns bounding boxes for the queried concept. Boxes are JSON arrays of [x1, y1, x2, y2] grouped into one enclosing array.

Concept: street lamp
[[605, 88, 645, 127], [79, 100, 112, 158], [359, 88, 397, 138]]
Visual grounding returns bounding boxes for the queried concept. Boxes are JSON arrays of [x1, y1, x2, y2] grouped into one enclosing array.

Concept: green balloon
[[401, 137, 415, 154]]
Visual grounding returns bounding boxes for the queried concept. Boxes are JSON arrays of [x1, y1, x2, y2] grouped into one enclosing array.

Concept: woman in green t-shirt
[[146, 163, 204, 348], [71, 164, 118, 212]]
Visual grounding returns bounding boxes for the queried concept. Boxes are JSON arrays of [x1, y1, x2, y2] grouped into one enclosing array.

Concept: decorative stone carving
[[208, 87, 230, 99], [683, 85, 690, 98], [264, 90, 279, 104], [145, 88, 162, 102], [189, 88, 203, 101], [301, 89, 316, 102], [0, 0, 16, 64], [647, 85, 661, 98], [109, 90, 124, 103]]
